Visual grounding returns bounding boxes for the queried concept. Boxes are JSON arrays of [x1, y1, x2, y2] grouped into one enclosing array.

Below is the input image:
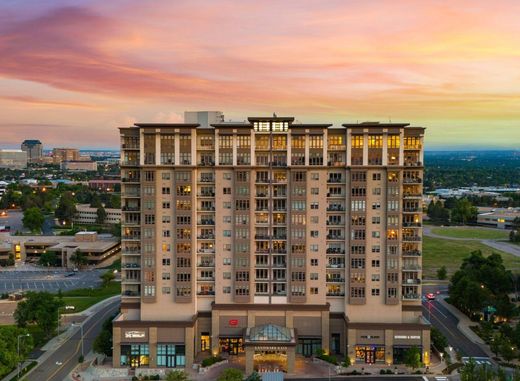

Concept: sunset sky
[[1, 0, 519, 150]]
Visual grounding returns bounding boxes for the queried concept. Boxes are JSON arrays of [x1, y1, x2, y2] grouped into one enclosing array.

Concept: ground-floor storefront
[[113, 304, 430, 370]]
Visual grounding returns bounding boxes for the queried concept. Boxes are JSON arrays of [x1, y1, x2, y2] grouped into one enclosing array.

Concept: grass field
[[430, 227, 510, 240], [61, 281, 120, 313], [423, 236, 520, 278]]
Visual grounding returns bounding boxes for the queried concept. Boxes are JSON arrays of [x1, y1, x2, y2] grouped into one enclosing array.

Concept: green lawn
[[423, 236, 520, 278], [430, 227, 509, 240], [61, 281, 120, 313]]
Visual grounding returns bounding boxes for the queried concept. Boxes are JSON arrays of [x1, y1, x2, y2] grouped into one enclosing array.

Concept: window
[[350, 287, 365, 298], [237, 135, 250, 148], [310, 287, 319, 295], [311, 187, 319, 195], [371, 289, 380, 296], [157, 344, 185, 368], [223, 258, 231, 265], [372, 202, 381, 210], [368, 135, 382, 148], [162, 172, 171, 180], [162, 273, 170, 280], [310, 202, 319, 209], [144, 286, 155, 297], [371, 260, 380, 268], [371, 274, 380, 281], [372, 216, 380, 224], [219, 135, 233, 149], [310, 273, 319, 280], [162, 258, 171, 266], [372, 231, 380, 238], [309, 135, 323, 148], [162, 287, 171, 295], [311, 259, 318, 266], [372, 173, 381, 181], [351, 135, 363, 149], [292, 135, 305, 149], [388, 135, 400, 148], [311, 173, 319, 180], [372, 245, 381, 253], [162, 202, 170, 209], [310, 231, 319, 237], [310, 244, 318, 252]]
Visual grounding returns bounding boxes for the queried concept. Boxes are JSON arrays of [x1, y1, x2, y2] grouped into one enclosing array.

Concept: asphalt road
[[27, 298, 120, 381], [422, 285, 487, 358]]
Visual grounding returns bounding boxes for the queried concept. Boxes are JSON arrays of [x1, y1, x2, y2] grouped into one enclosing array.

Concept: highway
[[27, 298, 120, 381], [422, 284, 487, 358]]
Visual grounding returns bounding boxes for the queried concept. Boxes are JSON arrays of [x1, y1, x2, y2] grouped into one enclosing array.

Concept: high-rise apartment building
[[52, 148, 80, 164], [21, 139, 43, 163], [115, 112, 428, 373]]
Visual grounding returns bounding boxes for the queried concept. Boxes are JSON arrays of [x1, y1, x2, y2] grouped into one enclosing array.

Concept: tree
[[403, 346, 422, 369], [217, 368, 244, 381], [38, 251, 57, 267], [490, 333, 503, 357], [427, 201, 450, 225], [450, 198, 478, 225], [90, 194, 102, 208], [96, 206, 107, 225], [55, 191, 76, 225], [100, 271, 115, 287], [69, 250, 88, 269], [431, 327, 448, 353], [0, 326, 34, 379], [14, 291, 61, 337], [22, 207, 44, 233], [166, 370, 191, 381], [93, 329, 112, 356], [437, 266, 447, 280]]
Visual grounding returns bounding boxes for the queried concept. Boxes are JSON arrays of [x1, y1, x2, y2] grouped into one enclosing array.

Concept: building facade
[[0, 149, 27, 169], [73, 204, 122, 225], [115, 113, 428, 372], [52, 148, 80, 164], [61, 160, 98, 172], [21, 140, 43, 163]]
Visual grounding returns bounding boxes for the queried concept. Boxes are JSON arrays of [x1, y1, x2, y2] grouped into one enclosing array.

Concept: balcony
[[326, 248, 345, 254], [326, 292, 345, 297], [122, 235, 141, 241], [403, 178, 422, 184], [256, 192, 269, 198], [121, 191, 141, 198], [198, 177, 215, 183], [197, 193, 215, 198], [403, 193, 422, 198], [327, 263, 345, 268], [197, 234, 215, 240], [327, 221, 344, 226], [122, 263, 141, 269], [197, 249, 215, 254], [198, 207, 215, 212], [326, 235, 345, 240], [197, 277, 215, 282], [197, 220, 215, 225], [403, 264, 422, 271], [327, 205, 345, 212], [404, 161, 423, 167], [122, 290, 140, 297], [327, 193, 345, 198], [402, 293, 420, 300], [198, 160, 215, 166], [403, 235, 422, 242], [402, 222, 422, 228], [402, 250, 421, 257], [327, 178, 345, 184], [403, 278, 421, 284], [121, 177, 140, 183], [326, 278, 345, 283], [197, 262, 215, 268], [197, 291, 215, 296]]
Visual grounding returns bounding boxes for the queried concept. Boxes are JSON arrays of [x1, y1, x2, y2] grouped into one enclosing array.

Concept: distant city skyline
[[1, 0, 520, 149]]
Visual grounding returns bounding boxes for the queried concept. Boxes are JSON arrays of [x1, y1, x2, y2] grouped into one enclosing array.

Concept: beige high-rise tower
[[115, 112, 429, 372]]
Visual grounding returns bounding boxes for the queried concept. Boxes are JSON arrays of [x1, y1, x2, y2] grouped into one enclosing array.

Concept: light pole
[[17, 333, 30, 380], [71, 323, 84, 358]]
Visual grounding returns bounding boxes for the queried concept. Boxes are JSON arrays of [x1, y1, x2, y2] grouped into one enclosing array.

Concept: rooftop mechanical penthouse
[[115, 111, 429, 373]]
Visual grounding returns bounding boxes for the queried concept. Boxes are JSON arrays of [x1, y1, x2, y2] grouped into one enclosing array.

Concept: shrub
[[217, 368, 244, 381], [201, 356, 224, 367], [245, 372, 261, 381]]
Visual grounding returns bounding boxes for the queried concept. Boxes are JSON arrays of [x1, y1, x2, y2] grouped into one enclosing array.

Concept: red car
[[426, 293, 436, 300]]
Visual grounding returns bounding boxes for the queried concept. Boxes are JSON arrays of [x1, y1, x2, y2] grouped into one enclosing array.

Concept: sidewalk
[[0, 295, 120, 381], [437, 296, 494, 358]]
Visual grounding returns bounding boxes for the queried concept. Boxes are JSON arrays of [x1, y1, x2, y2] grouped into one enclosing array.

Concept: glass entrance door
[[201, 332, 210, 352]]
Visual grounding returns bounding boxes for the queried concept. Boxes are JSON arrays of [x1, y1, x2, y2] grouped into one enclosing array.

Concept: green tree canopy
[[55, 191, 77, 224], [403, 346, 422, 369], [217, 368, 244, 381], [69, 250, 88, 269], [450, 198, 478, 225], [14, 291, 61, 337], [22, 207, 45, 233], [38, 251, 57, 267], [96, 206, 107, 225], [0, 326, 34, 379]]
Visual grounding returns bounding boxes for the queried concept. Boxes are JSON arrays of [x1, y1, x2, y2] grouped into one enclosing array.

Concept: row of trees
[[427, 198, 479, 225], [510, 217, 520, 243], [0, 326, 34, 379], [449, 251, 515, 319]]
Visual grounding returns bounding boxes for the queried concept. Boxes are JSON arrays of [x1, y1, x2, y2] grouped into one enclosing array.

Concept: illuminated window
[[404, 137, 421, 149], [292, 136, 305, 149], [309, 135, 323, 149], [272, 135, 287, 149], [351, 135, 363, 149], [368, 135, 382, 148], [388, 135, 400, 148]]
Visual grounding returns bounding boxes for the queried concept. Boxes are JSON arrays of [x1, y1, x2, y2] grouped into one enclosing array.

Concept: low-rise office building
[[61, 161, 98, 172], [0, 150, 27, 169], [73, 204, 122, 225], [0, 231, 120, 267], [477, 208, 520, 229]]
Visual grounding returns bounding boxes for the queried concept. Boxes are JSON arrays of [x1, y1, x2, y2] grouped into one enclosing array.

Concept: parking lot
[[0, 264, 103, 293]]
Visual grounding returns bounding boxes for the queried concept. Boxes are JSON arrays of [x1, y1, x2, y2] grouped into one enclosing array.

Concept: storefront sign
[[125, 330, 146, 339], [229, 319, 239, 326], [394, 335, 420, 340]]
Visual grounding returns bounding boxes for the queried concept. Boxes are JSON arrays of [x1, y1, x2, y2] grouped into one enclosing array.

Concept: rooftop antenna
[[389, 117, 392, 123], [273, 112, 277, 118]]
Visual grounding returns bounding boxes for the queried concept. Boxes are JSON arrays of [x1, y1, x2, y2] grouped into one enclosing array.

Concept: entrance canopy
[[246, 324, 295, 344]]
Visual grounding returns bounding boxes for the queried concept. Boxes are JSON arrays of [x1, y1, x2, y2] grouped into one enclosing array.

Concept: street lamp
[[57, 305, 75, 335], [17, 333, 30, 380], [71, 323, 84, 358]]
